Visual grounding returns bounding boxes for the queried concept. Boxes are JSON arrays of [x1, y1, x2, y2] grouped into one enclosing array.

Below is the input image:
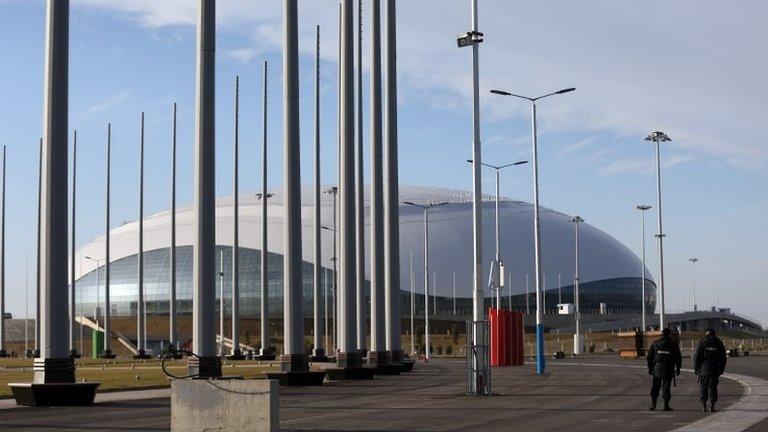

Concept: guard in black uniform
[[647, 328, 682, 411], [694, 329, 727, 412]]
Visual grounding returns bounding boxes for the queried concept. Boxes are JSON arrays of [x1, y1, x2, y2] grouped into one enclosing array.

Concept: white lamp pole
[[636, 204, 651, 331], [405, 201, 447, 361], [490, 86, 575, 374], [689, 258, 699, 312], [570, 216, 583, 355], [645, 131, 670, 328]]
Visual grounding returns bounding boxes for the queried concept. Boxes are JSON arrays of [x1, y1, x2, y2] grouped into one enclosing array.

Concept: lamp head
[[490, 89, 511, 96], [645, 131, 671, 142], [556, 87, 576, 94], [636, 204, 652, 211]]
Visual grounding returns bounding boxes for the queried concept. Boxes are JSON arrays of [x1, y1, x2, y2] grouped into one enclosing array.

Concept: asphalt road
[[0, 354, 757, 432]]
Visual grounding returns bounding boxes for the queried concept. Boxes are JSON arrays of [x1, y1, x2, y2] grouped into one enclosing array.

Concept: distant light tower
[[645, 131, 671, 329], [636, 204, 652, 331], [689, 258, 699, 312], [570, 216, 584, 355], [404, 201, 448, 361], [466, 159, 527, 310], [490, 86, 576, 374]]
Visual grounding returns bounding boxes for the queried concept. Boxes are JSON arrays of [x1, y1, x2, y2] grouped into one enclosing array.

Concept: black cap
[[661, 328, 671, 337]]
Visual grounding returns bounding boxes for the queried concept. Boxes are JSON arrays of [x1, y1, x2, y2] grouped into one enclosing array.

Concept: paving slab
[[0, 355, 756, 431]]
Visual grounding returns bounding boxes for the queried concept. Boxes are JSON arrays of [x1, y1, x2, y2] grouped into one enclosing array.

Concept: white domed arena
[[73, 185, 655, 345]]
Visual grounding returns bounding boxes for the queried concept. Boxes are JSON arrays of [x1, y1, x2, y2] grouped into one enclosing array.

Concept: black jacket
[[694, 336, 727, 377], [647, 336, 682, 378]]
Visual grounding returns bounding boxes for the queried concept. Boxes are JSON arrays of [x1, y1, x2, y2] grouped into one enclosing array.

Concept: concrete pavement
[[0, 354, 761, 431]]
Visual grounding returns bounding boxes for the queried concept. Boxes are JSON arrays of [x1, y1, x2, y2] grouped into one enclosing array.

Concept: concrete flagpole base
[[226, 348, 246, 361], [325, 351, 377, 380], [265, 354, 325, 386], [309, 348, 330, 363], [368, 351, 402, 375], [187, 356, 223, 379], [9, 358, 100, 406]]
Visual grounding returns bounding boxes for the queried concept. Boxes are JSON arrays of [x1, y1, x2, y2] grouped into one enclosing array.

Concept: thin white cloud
[[77, 88, 132, 119], [73, 0, 768, 173]]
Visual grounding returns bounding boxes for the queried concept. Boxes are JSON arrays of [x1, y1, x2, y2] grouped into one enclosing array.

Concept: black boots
[[710, 402, 716, 412], [701, 402, 708, 412], [649, 398, 657, 411], [663, 400, 673, 411]]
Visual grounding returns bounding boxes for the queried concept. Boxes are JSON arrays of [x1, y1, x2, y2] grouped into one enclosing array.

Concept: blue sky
[[0, 1, 766, 325]]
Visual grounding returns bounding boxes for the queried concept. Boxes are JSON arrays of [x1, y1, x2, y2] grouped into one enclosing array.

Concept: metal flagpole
[[311, 25, 327, 362], [169, 106, 177, 351], [281, 0, 309, 373], [258, 61, 273, 360], [230, 76, 242, 359], [355, 0, 366, 354], [103, 123, 113, 358], [384, 0, 402, 364], [135, 113, 148, 359], [189, 0, 221, 377], [369, 0, 387, 366], [68, 132, 77, 357], [35, 138, 41, 358], [338, 0, 360, 369]]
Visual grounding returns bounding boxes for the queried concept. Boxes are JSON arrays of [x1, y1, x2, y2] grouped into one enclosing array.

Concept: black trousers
[[651, 376, 673, 401], [699, 375, 720, 403]]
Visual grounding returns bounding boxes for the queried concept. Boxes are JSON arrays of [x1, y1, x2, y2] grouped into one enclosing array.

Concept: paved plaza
[[1, 354, 766, 431]]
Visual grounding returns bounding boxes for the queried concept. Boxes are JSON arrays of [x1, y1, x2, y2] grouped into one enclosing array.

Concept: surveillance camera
[[456, 31, 484, 48], [456, 32, 472, 48]]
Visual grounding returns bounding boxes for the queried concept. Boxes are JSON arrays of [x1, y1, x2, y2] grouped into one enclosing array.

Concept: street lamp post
[[636, 204, 651, 331], [689, 258, 699, 312], [645, 131, 671, 329], [324, 186, 338, 353], [569, 216, 583, 355], [490, 86, 575, 374], [405, 201, 448, 362], [466, 159, 527, 311], [84, 255, 101, 358], [322, 224, 337, 355]]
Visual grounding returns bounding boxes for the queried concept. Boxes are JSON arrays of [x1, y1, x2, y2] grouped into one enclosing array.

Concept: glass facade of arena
[[74, 246, 655, 321]]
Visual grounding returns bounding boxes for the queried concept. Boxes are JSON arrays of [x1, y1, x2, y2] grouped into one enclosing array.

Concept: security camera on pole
[[457, 0, 489, 396]]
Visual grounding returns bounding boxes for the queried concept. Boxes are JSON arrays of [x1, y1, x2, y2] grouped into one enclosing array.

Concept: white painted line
[[544, 360, 768, 432], [673, 373, 768, 432]]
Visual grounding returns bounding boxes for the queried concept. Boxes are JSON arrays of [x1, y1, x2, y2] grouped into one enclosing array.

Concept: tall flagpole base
[[9, 358, 100, 406], [265, 354, 325, 386]]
